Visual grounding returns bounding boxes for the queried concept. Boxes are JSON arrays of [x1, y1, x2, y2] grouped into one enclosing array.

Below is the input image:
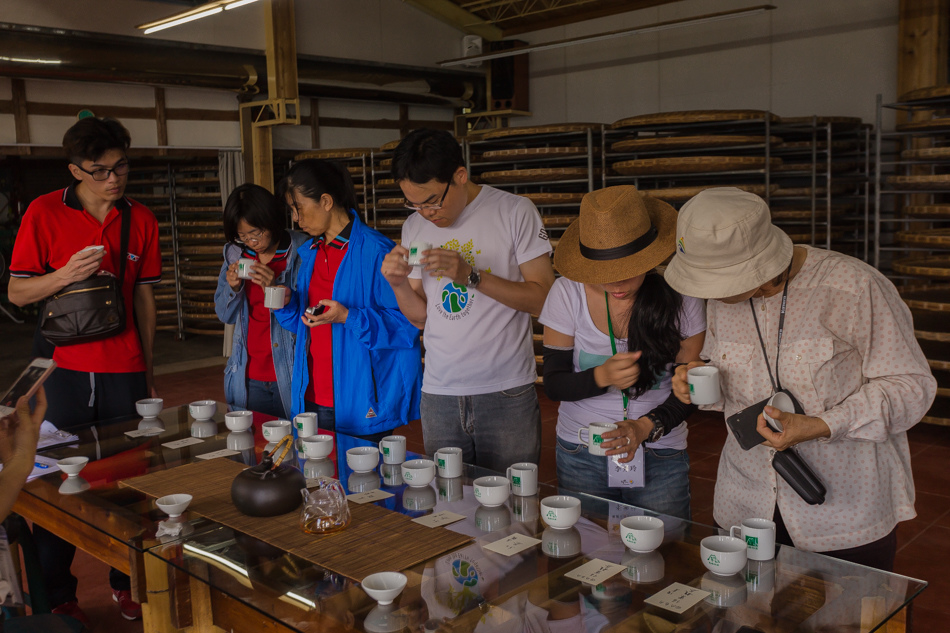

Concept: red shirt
[[243, 234, 290, 382], [304, 222, 351, 406], [10, 184, 162, 373]]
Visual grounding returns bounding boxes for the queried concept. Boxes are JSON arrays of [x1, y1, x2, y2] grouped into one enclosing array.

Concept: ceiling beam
[[501, 0, 689, 36], [400, 0, 504, 41]]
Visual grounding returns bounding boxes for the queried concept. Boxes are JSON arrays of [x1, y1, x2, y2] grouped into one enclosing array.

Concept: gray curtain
[[218, 150, 245, 357]]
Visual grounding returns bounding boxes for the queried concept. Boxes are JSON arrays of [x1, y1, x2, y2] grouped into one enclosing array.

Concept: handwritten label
[[412, 510, 467, 528], [643, 582, 710, 614], [564, 559, 626, 586], [483, 533, 542, 557], [125, 428, 162, 438], [196, 448, 240, 460], [346, 489, 393, 504], [607, 446, 645, 488], [162, 437, 205, 450]]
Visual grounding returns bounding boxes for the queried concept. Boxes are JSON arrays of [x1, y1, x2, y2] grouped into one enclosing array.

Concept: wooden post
[[11, 78, 30, 155], [898, 0, 949, 110], [155, 87, 168, 156], [310, 98, 320, 149], [399, 103, 410, 138]]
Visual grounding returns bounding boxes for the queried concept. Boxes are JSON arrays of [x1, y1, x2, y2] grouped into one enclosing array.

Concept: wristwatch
[[467, 266, 481, 289], [644, 413, 665, 444]]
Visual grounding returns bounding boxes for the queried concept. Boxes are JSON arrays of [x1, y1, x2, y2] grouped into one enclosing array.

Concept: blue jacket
[[214, 230, 309, 418], [274, 214, 422, 435]]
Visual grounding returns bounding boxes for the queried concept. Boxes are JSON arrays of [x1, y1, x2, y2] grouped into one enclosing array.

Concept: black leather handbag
[[40, 206, 130, 346]]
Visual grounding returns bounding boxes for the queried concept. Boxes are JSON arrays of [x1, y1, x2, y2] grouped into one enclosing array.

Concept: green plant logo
[[625, 533, 637, 543], [746, 535, 758, 549], [404, 471, 413, 480], [512, 476, 521, 486], [707, 554, 720, 566], [474, 488, 481, 497], [593, 434, 603, 445], [546, 510, 557, 520], [382, 447, 390, 455]]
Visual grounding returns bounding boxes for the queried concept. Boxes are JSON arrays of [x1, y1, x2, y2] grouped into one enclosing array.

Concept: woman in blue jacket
[[214, 184, 308, 418], [274, 159, 422, 441]]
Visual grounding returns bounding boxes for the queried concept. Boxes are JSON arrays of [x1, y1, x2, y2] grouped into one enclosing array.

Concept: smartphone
[[306, 305, 327, 317], [725, 395, 771, 451], [0, 358, 56, 417]]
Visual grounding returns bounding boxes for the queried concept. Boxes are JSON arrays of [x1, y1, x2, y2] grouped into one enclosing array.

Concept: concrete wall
[[520, 0, 897, 129]]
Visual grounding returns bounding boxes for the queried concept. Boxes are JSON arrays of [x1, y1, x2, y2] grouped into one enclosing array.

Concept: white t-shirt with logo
[[404, 185, 552, 395], [538, 277, 706, 450]]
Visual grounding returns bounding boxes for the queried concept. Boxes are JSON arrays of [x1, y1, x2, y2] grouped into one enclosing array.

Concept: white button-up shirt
[[702, 246, 936, 552]]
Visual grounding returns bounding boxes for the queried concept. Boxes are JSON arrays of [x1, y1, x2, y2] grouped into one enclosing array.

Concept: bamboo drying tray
[[900, 147, 950, 160], [774, 161, 859, 173], [610, 135, 781, 153], [121, 459, 472, 582], [481, 123, 600, 140], [893, 256, 950, 278], [901, 285, 950, 311], [898, 84, 950, 103], [903, 205, 950, 218], [478, 146, 589, 160], [479, 167, 591, 183], [375, 198, 406, 209], [910, 308, 950, 342], [639, 183, 778, 202], [612, 156, 780, 175], [777, 116, 863, 126], [611, 110, 776, 129], [769, 207, 852, 220], [540, 215, 579, 228], [295, 148, 375, 160], [897, 229, 950, 246], [778, 140, 856, 151], [772, 184, 849, 197], [379, 139, 401, 151], [519, 192, 585, 205], [886, 174, 950, 189], [896, 118, 950, 132]]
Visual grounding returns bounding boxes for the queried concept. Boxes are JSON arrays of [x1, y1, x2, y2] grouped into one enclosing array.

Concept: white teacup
[[763, 392, 793, 432], [136, 398, 163, 418], [506, 462, 538, 496], [407, 241, 432, 266], [401, 459, 436, 487], [577, 422, 617, 456], [687, 366, 721, 405], [378, 435, 407, 465], [236, 257, 254, 279], [730, 517, 776, 561], [473, 475, 510, 507], [294, 412, 318, 438], [700, 535, 748, 576], [264, 285, 287, 309], [435, 447, 463, 478], [225, 410, 253, 432], [262, 419, 291, 441], [346, 447, 380, 473], [189, 400, 217, 420], [382, 463, 404, 487], [302, 434, 334, 459], [619, 515, 665, 553], [540, 495, 581, 530]]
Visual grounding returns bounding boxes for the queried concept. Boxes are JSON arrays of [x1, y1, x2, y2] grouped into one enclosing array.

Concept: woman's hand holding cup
[[226, 261, 242, 291], [600, 417, 652, 463], [594, 351, 642, 391], [672, 360, 706, 404]]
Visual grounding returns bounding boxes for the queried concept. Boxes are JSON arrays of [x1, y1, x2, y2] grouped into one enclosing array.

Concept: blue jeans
[[247, 379, 288, 419], [420, 383, 541, 473], [555, 436, 691, 520]]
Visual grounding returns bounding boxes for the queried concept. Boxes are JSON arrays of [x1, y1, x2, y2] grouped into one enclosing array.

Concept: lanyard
[[748, 258, 795, 393], [605, 292, 629, 420]]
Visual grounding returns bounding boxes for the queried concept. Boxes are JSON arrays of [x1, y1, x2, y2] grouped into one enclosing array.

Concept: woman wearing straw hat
[[539, 186, 705, 519]]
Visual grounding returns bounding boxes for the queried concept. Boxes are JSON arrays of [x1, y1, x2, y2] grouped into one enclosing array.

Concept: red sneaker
[[112, 589, 143, 621], [51, 600, 91, 627]]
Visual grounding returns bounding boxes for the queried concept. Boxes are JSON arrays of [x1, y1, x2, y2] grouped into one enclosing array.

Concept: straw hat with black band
[[554, 186, 678, 284]]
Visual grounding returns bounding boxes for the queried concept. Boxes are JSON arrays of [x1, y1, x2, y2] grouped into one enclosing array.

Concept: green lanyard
[[605, 292, 629, 421]]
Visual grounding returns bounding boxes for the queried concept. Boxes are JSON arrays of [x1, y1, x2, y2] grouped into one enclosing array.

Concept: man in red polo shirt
[[8, 117, 161, 624]]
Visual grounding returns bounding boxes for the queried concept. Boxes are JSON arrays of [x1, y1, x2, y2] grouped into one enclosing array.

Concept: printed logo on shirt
[[365, 407, 377, 418], [538, 228, 549, 241], [128, 252, 140, 262], [677, 237, 686, 254], [436, 282, 475, 321], [451, 559, 479, 588]]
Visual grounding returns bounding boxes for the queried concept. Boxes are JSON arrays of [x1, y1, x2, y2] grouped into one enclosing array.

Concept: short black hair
[[62, 117, 131, 164], [278, 158, 358, 212], [391, 128, 463, 184], [222, 183, 288, 245]]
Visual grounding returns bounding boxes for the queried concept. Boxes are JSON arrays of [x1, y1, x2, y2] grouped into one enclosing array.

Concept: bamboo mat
[[612, 156, 779, 175], [901, 147, 950, 160], [886, 174, 950, 189], [898, 84, 950, 103], [611, 110, 776, 129], [121, 460, 471, 582], [610, 135, 781, 153], [903, 205, 950, 217]]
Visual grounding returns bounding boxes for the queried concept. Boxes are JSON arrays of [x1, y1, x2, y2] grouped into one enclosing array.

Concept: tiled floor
[[22, 359, 950, 631]]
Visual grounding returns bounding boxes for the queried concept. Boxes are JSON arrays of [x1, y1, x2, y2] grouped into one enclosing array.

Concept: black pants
[[33, 366, 147, 606], [773, 506, 898, 572]]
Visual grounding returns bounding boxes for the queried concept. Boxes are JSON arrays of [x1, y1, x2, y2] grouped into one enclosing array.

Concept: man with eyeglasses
[[7, 116, 161, 624], [381, 128, 555, 472]]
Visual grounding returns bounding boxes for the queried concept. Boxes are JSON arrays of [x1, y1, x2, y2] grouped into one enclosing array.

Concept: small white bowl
[[619, 515, 665, 553], [224, 410, 253, 432], [346, 446, 380, 473], [361, 571, 407, 606], [401, 459, 436, 488], [57, 456, 89, 477], [302, 434, 334, 459], [156, 494, 193, 518], [700, 535, 748, 576], [136, 398, 164, 418], [540, 495, 581, 530], [188, 400, 217, 420]]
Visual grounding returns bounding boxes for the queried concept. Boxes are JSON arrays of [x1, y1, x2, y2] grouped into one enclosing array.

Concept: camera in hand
[[306, 305, 327, 316]]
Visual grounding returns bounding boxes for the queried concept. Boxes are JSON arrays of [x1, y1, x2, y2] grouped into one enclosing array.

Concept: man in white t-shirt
[[381, 128, 555, 471]]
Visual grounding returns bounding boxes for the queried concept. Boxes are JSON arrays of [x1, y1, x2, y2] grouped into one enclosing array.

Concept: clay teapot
[[231, 435, 306, 517]]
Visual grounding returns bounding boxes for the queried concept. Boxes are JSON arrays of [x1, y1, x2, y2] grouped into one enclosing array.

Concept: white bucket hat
[[664, 187, 793, 299]]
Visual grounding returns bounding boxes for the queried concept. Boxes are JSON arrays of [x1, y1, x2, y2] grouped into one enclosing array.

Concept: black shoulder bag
[[40, 205, 131, 346]]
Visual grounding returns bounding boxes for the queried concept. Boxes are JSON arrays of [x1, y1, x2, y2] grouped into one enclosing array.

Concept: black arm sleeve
[[646, 391, 697, 437], [542, 346, 608, 402]]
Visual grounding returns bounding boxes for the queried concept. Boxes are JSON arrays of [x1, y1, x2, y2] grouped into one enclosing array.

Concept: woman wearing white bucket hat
[[666, 187, 936, 570], [539, 186, 706, 519]]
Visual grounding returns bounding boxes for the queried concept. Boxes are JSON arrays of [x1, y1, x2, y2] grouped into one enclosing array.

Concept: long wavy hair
[[625, 272, 684, 398]]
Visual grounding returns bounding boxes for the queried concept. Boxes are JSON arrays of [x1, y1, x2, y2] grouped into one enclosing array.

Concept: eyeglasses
[[405, 181, 451, 212], [72, 161, 130, 182], [236, 229, 266, 244]]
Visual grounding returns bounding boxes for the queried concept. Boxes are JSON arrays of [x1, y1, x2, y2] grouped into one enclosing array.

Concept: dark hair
[[222, 183, 288, 245], [626, 272, 684, 398], [391, 128, 463, 184], [278, 158, 358, 212], [62, 117, 131, 163]]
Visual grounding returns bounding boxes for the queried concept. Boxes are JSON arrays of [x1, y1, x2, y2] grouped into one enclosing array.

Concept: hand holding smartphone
[[0, 358, 56, 417]]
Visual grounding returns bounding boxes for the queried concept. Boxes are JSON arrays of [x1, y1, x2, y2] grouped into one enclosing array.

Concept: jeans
[[555, 436, 691, 520], [304, 401, 392, 443], [420, 383, 541, 473], [247, 379, 288, 419]]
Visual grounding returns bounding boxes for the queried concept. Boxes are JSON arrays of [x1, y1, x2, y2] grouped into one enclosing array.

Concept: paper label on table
[[607, 446, 645, 488], [16, 455, 61, 482], [196, 448, 240, 460], [483, 533, 542, 557], [346, 489, 393, 504], [37, 421, 79, 450], [564, 559, 626, 586], [643, 582, 710, 614], [125, 428, 161, 438], [412, 511, 466, 528], [162, 437, 205, 449]]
